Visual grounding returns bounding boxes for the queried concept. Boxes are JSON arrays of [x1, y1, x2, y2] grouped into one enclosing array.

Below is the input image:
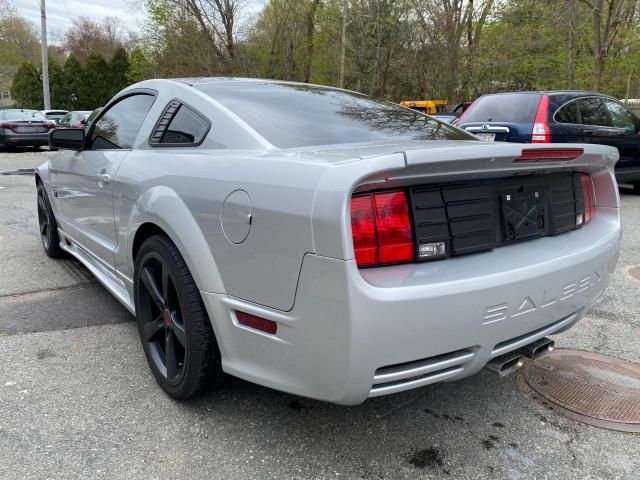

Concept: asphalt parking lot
[[1, 149, 639, 480]]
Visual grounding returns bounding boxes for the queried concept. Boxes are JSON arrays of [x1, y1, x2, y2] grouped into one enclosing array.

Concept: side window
[[578, 98, 611, 127], [61, 113, 71, 125], [149, 101, 210, 146], [554, 100, 579, 124], [90, 94, 155, 150], [603, 100, 637, 130]]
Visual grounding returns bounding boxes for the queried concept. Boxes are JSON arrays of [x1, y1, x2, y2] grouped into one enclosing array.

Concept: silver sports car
[[36, 78, 621, 404]]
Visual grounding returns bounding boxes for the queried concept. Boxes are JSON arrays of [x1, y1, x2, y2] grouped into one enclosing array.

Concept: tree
[[63, 17, 124, 64], [581, 0, 640, 90], [63, 54, 83, 109], [0, 10, 40, 66], [10, 62, 42, 109], [79, 54, 111, 109], [47, 59, 67, 109], [127, 47, 155, 83], [109, 47, 130, 96]]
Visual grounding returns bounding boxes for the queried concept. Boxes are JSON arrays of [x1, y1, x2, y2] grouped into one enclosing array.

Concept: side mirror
[[49, 128, 85, 151]]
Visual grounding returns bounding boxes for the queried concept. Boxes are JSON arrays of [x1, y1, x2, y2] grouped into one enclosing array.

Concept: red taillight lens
[[350, 190, 414, 267], [373, 192, 414, 264], [350, 195, 378, 266], [235, 311, 277, 334], [0, 122, 16, 129], [531, 95, 550, 143], [580, 173, 594, 224]]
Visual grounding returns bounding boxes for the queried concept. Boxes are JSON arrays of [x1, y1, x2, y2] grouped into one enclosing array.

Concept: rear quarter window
[[462, 94, 541, 123], [554, 100, 579, 124], [149, 101, 211, 146]]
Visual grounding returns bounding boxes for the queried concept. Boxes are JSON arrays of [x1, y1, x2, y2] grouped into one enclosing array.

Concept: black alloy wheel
[[137, 253, 188, 384], [36, 182, 64, 258], [134, 235, 224, 399]]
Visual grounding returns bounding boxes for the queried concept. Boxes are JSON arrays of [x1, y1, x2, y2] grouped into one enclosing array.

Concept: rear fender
[[122, 185, 225, 294]]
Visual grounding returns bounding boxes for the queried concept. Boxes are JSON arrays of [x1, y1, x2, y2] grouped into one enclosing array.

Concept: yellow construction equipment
[[400, 100, 448, 114]]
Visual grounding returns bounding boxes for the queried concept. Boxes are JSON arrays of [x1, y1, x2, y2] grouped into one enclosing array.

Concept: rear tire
[[36, 182, 65, 258], [134, 234, 224, 400]]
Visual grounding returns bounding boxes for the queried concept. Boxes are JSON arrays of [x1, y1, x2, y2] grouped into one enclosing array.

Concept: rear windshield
[[196, 82, 474, 148], [2, 110, 47, 121], [462, 93, 542, 123], [45, 111, 67, 119]]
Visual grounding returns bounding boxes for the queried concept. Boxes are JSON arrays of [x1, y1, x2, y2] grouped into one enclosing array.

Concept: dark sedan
[[0, 109, 56, 150], [457, 91, 640, 190]]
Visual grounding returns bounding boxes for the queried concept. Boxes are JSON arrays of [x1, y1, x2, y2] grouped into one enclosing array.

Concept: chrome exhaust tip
[[484, 352, 524, 377], [519, 337, 555, 359]]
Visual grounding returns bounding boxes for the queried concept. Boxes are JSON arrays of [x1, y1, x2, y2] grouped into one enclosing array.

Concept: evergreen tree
[[10, 62, 42, 109], [79, 53, 110, 109], [109, 47, 130, 96], [127, 47, 155, 83], [47, 59, 67, 109], [63, 54, 83, 109]]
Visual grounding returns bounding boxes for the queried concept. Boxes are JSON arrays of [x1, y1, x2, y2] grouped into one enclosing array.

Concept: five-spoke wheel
[[134, 234, 224, 399]]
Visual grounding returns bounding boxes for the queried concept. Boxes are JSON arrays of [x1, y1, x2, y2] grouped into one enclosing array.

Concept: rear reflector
[[351, 190, 414, 267], [531, 95, 550, 143], [235, 311, 277, 334], [580, 173, 594, 224], [515, 148, 584, 162]]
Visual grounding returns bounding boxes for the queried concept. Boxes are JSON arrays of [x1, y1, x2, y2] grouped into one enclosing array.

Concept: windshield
[[461, 93, 542, 123], [3, 110, 47, 121], [197, 82, 474, 148]]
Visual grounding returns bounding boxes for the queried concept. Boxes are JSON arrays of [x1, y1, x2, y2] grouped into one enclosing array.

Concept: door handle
[[96, 173, 111, 184], [581, 129, 595, 135]]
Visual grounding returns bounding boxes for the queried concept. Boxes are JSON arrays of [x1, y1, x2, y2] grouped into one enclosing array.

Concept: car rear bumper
[[0, 133, 49, 148], [201, 207, 621, 405]]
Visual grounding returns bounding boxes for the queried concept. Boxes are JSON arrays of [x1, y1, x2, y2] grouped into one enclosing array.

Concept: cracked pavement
[[0, 149, 639, 479]]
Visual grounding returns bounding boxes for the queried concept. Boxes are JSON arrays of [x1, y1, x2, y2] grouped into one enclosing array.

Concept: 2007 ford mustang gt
[[36, 78, 621, 404]]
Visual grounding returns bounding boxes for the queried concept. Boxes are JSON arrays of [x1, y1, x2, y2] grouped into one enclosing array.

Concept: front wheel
[[37, 183, 65, 258], [134, 235, 224, 399]]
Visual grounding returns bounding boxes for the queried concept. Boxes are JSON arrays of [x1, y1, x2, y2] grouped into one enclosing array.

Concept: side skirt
[[58, 228, 136, 315]]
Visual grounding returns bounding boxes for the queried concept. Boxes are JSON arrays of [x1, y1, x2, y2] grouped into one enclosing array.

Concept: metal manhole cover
[[522, 349, 640, 432]]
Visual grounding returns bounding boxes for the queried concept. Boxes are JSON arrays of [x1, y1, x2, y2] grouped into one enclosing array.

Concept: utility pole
[[339, 7, 347, 89], [40, 0, 51, 109]]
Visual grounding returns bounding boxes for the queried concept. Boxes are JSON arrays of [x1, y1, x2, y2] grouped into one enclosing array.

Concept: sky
[[13, 0, 267, 40]]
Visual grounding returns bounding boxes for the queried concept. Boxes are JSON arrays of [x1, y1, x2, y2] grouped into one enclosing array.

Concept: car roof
[[480, 90, 615, 99]]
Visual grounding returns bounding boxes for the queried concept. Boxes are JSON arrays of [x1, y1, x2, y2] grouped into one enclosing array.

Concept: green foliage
[[47, 59, 68, 109], [10, 62, 42, 109], [79, 53, 111, 109], [109, 47, 130, 96], [127, 47, 155, 83], [63, 54, 83, 109]]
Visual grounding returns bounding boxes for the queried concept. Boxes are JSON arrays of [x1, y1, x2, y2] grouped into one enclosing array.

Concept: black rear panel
[[408, 173, 586, 261]]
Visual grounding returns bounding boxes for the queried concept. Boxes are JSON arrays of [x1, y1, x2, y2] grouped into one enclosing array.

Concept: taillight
[[580, 173, 594, 225], [515, 148, 584, 162], [0, 122, 16, 129], [350, 190, 414, 267], [531, 95, 550, 143]]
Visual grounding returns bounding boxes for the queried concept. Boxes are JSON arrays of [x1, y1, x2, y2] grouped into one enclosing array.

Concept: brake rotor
[[522, 349, 640, 432]]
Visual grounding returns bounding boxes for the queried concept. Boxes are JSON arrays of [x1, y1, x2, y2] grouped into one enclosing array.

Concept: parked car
[[0, 109, 56, 150], [59, 110, 92, 128], [84, 107, 103, 129], [456, 91, 640, 190], [40, 109, 68, 124], [37, 78, 621, 404]]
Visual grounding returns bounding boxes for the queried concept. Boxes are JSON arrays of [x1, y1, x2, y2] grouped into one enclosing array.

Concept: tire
[[36, 182, 65, 258], [134, 234, 224, 399]]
